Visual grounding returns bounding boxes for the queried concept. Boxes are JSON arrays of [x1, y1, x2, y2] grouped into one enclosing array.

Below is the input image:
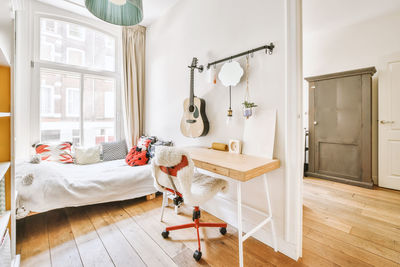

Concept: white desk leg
[[264, 174, 278, 251], [237, 182, 244, 267]]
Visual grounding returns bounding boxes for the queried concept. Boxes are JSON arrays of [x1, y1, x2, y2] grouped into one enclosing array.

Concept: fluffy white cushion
[[75, 145, 101, 165], [154, 146, 185, 167]]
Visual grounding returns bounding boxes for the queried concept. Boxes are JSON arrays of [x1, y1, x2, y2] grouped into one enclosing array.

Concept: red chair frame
[[163, 188, 227, 254]]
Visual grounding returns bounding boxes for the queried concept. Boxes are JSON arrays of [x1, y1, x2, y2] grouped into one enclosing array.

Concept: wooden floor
[[17, 178, 400, 266]]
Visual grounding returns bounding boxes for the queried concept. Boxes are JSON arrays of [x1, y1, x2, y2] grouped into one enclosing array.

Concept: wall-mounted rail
[[207, 42, 275, 69]]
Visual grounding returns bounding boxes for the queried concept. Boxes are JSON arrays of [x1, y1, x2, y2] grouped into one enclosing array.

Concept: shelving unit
[[0, 49, 17, 265], [0, 162, 10, 180], [0, 2, 19, 266], [0, 211, 11, 238], [0, 112, 11, 117]]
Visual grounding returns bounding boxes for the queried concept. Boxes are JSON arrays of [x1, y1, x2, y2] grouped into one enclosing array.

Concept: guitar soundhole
[[189, 105, 195, 112]]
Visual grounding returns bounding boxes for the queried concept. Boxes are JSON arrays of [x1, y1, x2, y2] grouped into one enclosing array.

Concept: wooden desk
[[187, 147, 280, 181], [184, 147, 280, 267]]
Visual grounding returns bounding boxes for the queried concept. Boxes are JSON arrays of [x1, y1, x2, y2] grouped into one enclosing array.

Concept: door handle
[[313, 121, 318, 125], [380, 120, 394, 124]]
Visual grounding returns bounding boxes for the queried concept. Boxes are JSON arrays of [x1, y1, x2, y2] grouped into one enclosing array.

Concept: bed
[[15, 159, 157, 219]]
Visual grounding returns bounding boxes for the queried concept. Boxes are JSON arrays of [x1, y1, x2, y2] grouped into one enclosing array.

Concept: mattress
[[15, 159, 157, 219]]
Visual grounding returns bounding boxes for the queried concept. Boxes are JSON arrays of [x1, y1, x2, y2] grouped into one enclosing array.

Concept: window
[[67, 24, 85, 41], [37, 17, 120, 146], [40, 41, 55, 62], [66, 47, 85, 66], [66, 88, 80, 117], [42, 19, 59, 36], [39, 18, 116, 71], [83, 75, 116, 146], [40, 69, 81, 143], [40, 85, 57, 117]]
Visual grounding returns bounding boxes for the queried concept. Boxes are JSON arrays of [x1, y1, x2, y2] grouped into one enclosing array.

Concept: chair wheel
[[161, 230, 169, 238], [219, 227, 227, 235], [193, 250, 202, 261]]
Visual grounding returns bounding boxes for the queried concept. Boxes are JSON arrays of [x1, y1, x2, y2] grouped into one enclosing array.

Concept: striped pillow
[[102, 140, 128, 161], [35, 142, 73, 163]]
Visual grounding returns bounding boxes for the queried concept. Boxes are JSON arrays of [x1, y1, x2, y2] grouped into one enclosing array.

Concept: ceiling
[[55, 0, 180, 26], [303, 0, 400, 34]]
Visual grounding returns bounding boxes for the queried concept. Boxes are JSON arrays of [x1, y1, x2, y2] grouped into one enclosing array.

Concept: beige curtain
[[122, 25, 146, 148]]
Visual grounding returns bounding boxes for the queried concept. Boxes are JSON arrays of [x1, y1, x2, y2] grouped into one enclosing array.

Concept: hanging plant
[[242, 55, 257, 119], [242, 101, 257, 119]]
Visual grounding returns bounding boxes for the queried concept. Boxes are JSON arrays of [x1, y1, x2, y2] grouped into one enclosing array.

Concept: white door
[[379, 57, 400, 190]]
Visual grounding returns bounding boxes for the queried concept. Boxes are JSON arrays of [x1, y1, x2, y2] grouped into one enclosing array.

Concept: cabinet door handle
[[380, 120, 394, 124], [313, 121, 318, 125]]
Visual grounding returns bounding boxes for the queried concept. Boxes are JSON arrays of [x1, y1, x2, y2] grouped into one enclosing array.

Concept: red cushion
[[125, 146, 149, 166]]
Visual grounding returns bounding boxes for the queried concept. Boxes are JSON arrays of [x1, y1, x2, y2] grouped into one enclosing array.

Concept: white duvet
[[16, 160, 157, 219]]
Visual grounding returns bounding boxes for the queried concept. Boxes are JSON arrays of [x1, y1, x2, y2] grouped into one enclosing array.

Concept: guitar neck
[[189, 68, 194, 106]]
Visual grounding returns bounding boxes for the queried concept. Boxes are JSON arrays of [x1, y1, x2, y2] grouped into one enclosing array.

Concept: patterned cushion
[[102, 140, 128, 161], [149, 140, 173, 158], [34, 142, 73, 163], [137, 136, 157, 151]]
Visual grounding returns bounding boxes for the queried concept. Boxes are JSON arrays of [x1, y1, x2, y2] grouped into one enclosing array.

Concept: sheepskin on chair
[[151, 146, 227, 207]]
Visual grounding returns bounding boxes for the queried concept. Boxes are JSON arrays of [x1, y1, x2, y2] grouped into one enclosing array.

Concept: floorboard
[[16, 177, 400, 266], [65, 207, 114, 267], [46, 209, 83, 267], [84, 204, 145, 267]]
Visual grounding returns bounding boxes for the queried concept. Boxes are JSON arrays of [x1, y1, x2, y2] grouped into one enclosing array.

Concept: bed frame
[[25, 193, 157, 217]]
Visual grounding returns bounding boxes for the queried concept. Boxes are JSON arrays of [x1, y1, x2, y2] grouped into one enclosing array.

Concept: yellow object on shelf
[[211, 143, 228, 151]]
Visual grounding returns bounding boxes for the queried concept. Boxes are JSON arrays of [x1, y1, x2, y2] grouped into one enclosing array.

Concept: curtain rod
[[207, 42, 275, 69]]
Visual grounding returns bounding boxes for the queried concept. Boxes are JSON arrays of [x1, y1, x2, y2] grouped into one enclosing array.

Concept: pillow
[[137, 136, 157, 151], [34, 142, 73, 163], [149, 140, 173, 158], [102, 140, 128, 161], [75, 145, 101, 165], [125, 146, 150, 166]]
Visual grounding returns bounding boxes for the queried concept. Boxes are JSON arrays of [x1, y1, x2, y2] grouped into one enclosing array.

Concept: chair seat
[[189, 172, 227, 206]]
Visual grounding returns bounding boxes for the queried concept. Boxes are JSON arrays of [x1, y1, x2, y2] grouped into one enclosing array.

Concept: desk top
[[184, 147, 280, 182]]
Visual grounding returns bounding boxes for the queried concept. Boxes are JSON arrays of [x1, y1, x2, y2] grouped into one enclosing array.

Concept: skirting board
[[201, 193, 299, 261]]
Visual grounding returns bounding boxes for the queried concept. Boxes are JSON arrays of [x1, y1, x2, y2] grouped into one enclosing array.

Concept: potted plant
[[242, 101, 257, 119]]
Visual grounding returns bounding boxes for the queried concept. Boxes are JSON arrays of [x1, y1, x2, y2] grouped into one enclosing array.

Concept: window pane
[[83, 75, 116, 146], [40, 18, 116, 72], [40, 68, 81, 145]]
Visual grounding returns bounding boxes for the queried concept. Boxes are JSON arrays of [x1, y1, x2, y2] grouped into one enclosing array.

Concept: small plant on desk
[[242, 101, 257, 119]]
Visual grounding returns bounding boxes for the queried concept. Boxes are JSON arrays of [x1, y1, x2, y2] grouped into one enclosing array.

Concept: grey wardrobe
[[305, 67, 376, 188]]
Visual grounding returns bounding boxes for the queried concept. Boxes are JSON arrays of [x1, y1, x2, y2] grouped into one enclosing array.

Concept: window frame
[[32, 14, 123, 146]]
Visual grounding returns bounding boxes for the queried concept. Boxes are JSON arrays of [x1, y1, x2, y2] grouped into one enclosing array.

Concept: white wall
[[146, 0, 301, 259], [303, 9, 400, 184]]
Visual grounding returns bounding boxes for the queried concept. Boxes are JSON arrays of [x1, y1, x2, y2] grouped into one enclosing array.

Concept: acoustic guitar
[[180, 58, 209, 138]]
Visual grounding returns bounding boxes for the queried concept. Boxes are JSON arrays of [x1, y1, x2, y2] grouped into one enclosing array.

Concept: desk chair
[[151, 146, 228, 261]]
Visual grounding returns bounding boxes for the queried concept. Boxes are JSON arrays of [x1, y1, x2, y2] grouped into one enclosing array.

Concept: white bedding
[[16, 160, 157, 218]]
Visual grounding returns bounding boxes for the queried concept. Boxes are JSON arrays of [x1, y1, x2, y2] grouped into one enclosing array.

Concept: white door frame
[[285, 0, 303, 260]]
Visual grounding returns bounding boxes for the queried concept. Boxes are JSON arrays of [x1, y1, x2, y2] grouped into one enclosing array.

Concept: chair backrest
[[151, 146, 195, 199]]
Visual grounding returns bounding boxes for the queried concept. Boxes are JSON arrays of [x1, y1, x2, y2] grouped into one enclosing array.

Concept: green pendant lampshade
[[85, 0, 143, 26]]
